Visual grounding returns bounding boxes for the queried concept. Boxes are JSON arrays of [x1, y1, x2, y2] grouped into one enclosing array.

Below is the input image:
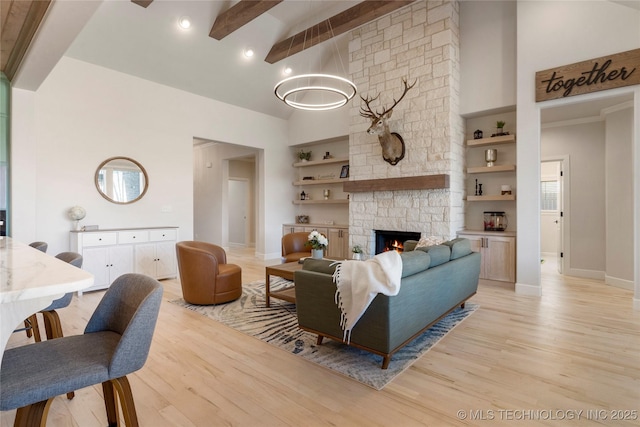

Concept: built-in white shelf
[[293, 157, 349, 167], [293, 178, 346, 186], [467, 164, 516, 174], [293, 199, 349, 205], [466, 195, 516, 202], [466, 134, 516, 147]]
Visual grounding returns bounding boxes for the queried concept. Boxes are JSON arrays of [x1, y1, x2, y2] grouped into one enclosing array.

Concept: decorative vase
[[311, 249, 324, 259], [352, 253, 362, 260], [485, 149, 497, 167]]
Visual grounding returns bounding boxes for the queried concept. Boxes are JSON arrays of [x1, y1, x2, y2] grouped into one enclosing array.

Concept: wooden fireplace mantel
[[343, 174, 450, 192]]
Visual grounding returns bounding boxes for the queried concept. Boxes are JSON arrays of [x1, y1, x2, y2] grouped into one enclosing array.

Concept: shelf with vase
[[466, 164, 516, 174]]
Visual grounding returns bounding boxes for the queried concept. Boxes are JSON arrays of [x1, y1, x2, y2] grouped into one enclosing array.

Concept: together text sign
[[536, 49, 639, 102]]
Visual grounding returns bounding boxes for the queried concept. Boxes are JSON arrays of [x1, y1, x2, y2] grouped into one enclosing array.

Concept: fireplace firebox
[[374, 230, 421, 254]]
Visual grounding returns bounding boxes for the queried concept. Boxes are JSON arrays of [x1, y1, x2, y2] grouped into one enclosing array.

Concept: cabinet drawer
[[149, 229, 177, 242], [82, 232, 117, 247], [118, 230, 149, 244]]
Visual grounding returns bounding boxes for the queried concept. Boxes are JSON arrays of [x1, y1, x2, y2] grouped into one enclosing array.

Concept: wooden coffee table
[[265, 261, 303, 307]]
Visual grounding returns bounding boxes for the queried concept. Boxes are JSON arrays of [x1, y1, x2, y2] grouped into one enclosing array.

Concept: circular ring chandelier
[[274, 73, 357, 111]]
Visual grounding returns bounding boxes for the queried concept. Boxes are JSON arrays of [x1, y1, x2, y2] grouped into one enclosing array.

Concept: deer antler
[[359, 94, 381, 119], [359, 78, 417, 120], [379, 78, 417, 117]]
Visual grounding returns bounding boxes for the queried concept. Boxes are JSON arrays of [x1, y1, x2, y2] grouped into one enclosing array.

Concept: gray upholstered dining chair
[[24, 252, 84, 400], [0, 273, 163, 427], [20, 242, 49, 340], [25, 252, 83, 341], [28, 241, 48, 252]]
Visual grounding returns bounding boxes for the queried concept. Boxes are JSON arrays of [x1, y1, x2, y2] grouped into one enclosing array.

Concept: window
[[541, 180, 558, 211]]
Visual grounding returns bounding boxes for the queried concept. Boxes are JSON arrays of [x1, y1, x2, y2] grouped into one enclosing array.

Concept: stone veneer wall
[[348, 0, 464, 256]]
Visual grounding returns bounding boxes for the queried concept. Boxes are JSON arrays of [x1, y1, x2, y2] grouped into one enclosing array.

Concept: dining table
[[0, 237, 94, 369]]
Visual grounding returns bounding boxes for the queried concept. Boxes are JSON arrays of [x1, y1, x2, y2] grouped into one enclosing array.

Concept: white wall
[[516, 0, 640, 296], [605, 105, 634, 288], [11, 57, 292, 258], [459, 0, 516, 115], [541, 121, 606, 275]]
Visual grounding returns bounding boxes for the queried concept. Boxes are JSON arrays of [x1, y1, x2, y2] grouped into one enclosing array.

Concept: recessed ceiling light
[[283, 66, 293, 75], [243, 48, 255, 58], [178, 16, 191, 30]]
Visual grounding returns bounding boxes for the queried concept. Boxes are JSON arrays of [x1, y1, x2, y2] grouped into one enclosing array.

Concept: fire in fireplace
[[374, 230, 421, 254]]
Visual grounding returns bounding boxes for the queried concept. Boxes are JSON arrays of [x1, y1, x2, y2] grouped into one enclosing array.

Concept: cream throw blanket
[[332, 251, 403, 343]]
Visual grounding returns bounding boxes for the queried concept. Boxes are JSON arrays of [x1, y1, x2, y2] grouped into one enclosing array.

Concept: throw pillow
[[414, 235, 445, 249]]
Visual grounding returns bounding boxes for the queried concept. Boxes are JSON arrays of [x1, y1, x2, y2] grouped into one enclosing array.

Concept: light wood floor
[[2, 249, 639, 426]]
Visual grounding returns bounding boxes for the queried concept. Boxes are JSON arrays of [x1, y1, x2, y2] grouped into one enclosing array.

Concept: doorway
[[540, 158, 568, 275], [538, 91, 636, 299], [228, 178, 249, 247]]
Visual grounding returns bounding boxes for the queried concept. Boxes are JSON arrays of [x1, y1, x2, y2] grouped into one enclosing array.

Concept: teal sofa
[[294, 238, 481, 369]]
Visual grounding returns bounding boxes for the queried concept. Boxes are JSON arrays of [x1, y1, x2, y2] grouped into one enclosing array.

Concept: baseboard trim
[[515, 282, 542, 296], [564, 268, 605, 280], [605, 275, 634, 290]]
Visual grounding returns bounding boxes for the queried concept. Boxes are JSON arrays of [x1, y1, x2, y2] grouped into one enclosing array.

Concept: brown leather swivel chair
[[175, 241, 242, 305], [281, 232, 311, 263]]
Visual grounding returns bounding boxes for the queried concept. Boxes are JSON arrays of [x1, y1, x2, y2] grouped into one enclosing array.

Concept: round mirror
[[95, 157, 148, 204]]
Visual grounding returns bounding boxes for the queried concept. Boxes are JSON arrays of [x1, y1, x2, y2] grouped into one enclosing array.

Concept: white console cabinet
[[71, 227, 178, 295]]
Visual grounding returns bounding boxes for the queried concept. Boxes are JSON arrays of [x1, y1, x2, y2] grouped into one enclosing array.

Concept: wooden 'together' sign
[[536, 49, 640, 102]]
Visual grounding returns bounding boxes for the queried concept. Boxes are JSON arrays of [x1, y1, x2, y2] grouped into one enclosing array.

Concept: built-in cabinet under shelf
[[282, 224, 349, 259], [457, 229, 516, 283]]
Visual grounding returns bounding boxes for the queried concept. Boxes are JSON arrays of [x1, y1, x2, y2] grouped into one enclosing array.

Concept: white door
[[556, 161, 565, 274], [228, 179, 248, 246], [540, 159, 566, 274]]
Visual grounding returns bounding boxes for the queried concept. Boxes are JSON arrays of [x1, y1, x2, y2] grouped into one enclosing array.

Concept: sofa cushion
[[419, 245, 451, 267], [443, 238, 473, 260], [400, 250, 431, 277], [302, 258, 338, 275]]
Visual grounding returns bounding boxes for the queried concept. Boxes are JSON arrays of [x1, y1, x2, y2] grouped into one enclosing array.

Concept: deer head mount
[[360, 78, 417, 166]]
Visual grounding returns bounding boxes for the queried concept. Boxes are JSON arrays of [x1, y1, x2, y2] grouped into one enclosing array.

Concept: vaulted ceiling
[[2, 0, 637, 120], [1, 0, 413, 119]]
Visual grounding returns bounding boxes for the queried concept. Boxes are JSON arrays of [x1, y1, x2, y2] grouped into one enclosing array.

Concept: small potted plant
[[352, 244, 363, 260], [496, 121, 505, 135], [298, 149, 312, 162]]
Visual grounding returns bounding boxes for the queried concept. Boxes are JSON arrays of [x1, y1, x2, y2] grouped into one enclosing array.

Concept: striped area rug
[[170, 278, 478, 390]]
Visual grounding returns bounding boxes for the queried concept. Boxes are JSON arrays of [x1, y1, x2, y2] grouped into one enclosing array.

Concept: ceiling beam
[[210, 0, 284, 40], [131, 0, 154, 8], [265, 0, 414, 64], [1, 0, 52, 81]]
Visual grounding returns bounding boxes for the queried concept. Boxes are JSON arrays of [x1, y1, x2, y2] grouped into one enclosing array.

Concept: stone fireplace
[[347, 1, 464, 257]]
